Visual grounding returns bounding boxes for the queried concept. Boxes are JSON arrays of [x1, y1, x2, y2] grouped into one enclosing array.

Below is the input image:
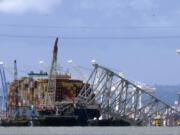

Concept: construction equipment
[[0, 63, 8, 112], [14, 60, 18, 81], [47, 37, 58, 106]]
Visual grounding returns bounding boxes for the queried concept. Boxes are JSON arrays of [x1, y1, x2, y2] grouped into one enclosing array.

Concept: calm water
[[0, 127, 179, 135]]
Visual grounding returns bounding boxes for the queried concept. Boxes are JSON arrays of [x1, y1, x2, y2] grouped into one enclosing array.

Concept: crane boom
[[14, 60, 17, 81], [0, 64, 7, 112], [47, 37, 59, 106]]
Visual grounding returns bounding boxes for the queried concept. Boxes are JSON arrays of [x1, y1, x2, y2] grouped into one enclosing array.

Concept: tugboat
[[1, 117, 29, 126], [1, 106, 39, 126]]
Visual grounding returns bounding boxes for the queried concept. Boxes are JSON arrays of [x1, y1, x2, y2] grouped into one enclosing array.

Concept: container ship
[[3, 38, 100, 126]]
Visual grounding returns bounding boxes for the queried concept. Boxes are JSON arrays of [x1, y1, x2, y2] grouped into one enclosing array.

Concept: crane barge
[[3, 37, 100, 126]]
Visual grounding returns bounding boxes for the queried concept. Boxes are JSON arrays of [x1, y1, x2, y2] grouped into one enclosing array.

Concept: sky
[[0, 0, 180, 85]]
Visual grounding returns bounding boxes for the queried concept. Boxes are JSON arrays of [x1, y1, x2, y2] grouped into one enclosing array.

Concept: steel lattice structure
[[76, 64, 180, 126], [47, 37, 58, 106], [0, 64, 8, 112]]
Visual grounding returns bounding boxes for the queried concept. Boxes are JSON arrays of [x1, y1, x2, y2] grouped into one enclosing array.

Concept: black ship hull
[[37, 116, 79, 126], [1, 119, 29, 127]]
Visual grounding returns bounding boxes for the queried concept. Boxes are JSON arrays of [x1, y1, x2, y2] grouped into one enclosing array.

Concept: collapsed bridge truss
[[76, 64, 180, 126]]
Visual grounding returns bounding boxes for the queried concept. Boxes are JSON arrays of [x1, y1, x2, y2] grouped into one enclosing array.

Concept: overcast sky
[[0, 0, 180, 85]]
